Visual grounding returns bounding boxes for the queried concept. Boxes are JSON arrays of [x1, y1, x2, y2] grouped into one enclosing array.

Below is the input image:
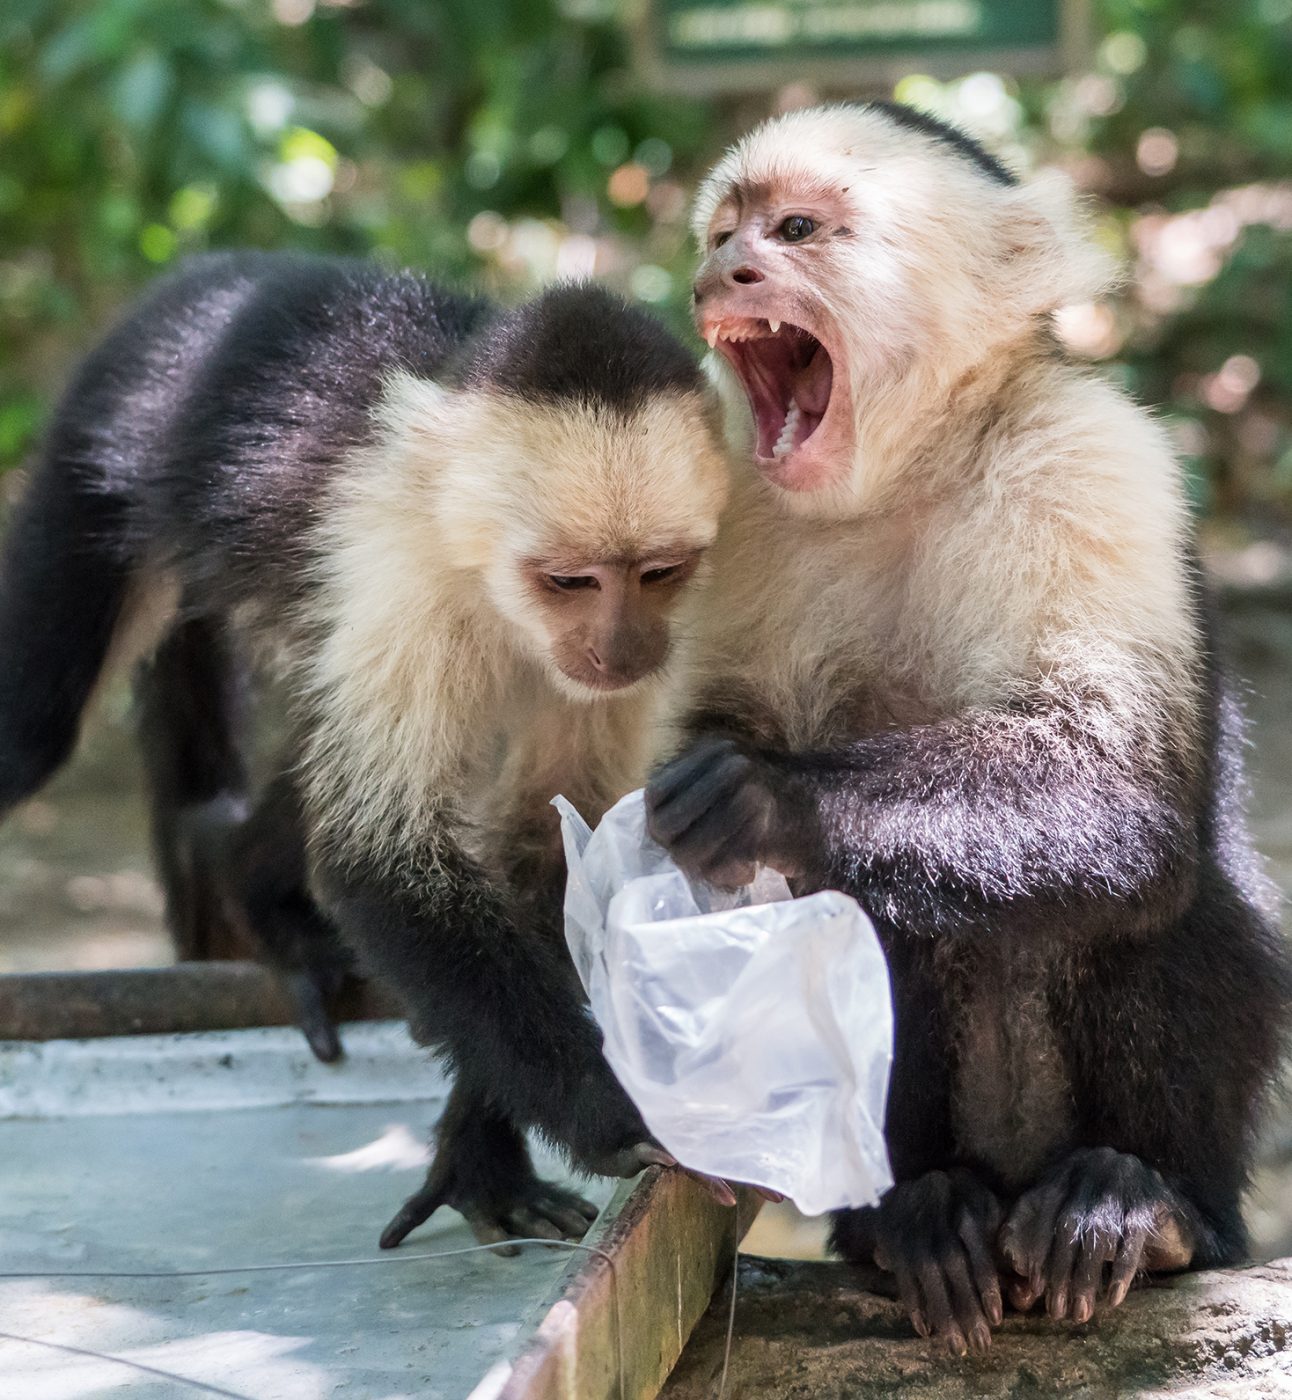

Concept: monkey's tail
[[0, 434, 139, 816]]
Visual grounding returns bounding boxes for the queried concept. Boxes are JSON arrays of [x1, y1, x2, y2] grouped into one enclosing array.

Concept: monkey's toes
[[379, 1182, 445, 1250], [870, 1169, 1004, 1356], [583, 1139, 677, 1178], [1000, 1146, 1194, 1323], [285, 970, 344, 1063], [466, 1181, 601, 1253]]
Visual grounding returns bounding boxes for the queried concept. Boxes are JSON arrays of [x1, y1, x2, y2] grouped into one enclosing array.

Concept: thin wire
[[0, 1238, 625, 1400], [715, 1203, 740, 1400], [0, 1330, 252, 1400], [0, 1239, 611, 1279]]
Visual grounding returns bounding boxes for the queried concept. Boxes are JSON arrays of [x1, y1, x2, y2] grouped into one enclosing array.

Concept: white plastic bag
[[555, 789, 894, 1216]]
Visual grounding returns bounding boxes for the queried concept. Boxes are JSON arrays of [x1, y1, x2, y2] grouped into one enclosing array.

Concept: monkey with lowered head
[[646, 103, 1290, 1352], [0, 252, 731, 1245]]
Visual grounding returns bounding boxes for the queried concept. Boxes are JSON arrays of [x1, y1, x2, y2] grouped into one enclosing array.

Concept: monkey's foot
[[379, 1153, 600, 1255], [280, 960, 351, 1065], [1000, 1146, 1196, 1323], [845, 1169, 1004, 1356]]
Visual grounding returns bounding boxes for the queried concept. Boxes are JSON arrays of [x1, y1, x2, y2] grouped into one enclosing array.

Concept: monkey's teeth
[[772, 402, 801, 459], [769, 319, 781, 334], [705, 328, 718, 349]]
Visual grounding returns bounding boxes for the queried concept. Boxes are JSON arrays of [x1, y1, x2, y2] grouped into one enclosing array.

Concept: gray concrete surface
[[0, 1023, 616, 1399]]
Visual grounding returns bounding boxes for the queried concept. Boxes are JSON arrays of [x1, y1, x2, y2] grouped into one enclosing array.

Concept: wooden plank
[[0, 960, 397, 1039], [484, 1169, 762, 1400]]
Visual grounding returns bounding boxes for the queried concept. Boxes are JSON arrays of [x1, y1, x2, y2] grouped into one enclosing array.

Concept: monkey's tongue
[[793, 344, 832, 418]]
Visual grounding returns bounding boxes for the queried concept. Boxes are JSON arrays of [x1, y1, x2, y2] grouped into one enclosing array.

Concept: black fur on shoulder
[[866, 100, 1018, 186], [458, 282, 705, 411]]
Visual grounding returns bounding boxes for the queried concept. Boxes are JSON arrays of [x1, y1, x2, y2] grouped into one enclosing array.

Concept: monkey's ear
[[996, 172, 1120, 315]]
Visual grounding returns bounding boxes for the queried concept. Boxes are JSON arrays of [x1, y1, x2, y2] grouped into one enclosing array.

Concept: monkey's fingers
[[1105, 1226, 1149, 1310], [585, 1140, 677, 1178], [501, 1211, 566, 1245], [285, 971, 344, 1064], [1070, 1232, 1117, 1323], [1044, 1215, 1081, 1319], [955, 1211, 1003, 1328], [1000, 1178, 1067, 1307], [465, 1218, 523, 1257], [646, 750, 752, 849], [687, 1171, 738, 1207], [941, 1246, 994, 1354], [507, 1182, 601, 1241], [914, 1257, 969, 1356], [379, 1183, 448, 1250], [889, 1260, 929, 1340], [882, 1244, 990, 1355], [645, 738, 742, 815]]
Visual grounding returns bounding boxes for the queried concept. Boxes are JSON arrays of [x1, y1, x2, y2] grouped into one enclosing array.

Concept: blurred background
[[3, 0, 1292, 523], [1, 0, 1291, 1254]]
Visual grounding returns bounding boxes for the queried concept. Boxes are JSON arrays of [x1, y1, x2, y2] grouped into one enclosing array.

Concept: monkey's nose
[[730, 265, 764, 286]]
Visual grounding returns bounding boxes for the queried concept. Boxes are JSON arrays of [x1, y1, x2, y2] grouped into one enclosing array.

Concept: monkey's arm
[[313, 839, 664, 1176], [647, 696, 1199, 940]]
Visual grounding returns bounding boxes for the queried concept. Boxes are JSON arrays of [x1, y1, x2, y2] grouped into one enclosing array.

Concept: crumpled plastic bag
[[555, 789, 894, 1216]]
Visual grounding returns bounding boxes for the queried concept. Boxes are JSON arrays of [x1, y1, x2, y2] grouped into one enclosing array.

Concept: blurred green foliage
[[2, 0, 1291, 520]]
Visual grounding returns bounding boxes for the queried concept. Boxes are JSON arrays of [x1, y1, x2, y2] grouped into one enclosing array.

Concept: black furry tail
[[0, 442, 134, 815]]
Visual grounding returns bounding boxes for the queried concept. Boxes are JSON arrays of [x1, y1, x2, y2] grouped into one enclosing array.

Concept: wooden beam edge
[[491, 1169, 762, 1400]]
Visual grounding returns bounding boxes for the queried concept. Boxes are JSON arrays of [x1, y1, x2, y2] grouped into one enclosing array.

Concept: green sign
[[641, 0, 1084, 91]]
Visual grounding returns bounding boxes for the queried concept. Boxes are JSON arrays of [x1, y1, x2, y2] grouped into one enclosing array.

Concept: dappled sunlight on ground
[[309, 1123, 431, 1174]]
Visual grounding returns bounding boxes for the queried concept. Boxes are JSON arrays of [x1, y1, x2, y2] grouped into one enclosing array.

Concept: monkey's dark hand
[[560, 1064, 748, 1208], [380, 1141, 601, 1256], [999, 1146, 1195, 1323], [859, 1170, 1005, 1356], [645, 738, 812, 888]]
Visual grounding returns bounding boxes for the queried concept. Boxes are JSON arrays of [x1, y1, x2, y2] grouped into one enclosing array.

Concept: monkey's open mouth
[[705, 318, 834, 472]]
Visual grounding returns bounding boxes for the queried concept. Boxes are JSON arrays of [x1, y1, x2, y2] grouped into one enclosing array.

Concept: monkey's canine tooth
[[769, 319, 781, 334], [705, 327, 718, 349]]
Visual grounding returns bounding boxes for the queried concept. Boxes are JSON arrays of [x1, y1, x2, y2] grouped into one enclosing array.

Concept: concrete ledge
[[662, 1255, 1292, 1398]]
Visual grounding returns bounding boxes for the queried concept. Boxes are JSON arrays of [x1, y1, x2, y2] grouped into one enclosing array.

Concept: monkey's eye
[[778, 215, 815, 243], [641, 564, 681, 585], [547, 574, 599, 591], [712, 230, 734, 249]]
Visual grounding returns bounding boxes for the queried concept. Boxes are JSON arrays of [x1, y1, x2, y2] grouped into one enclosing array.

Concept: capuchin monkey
[[0, 252, 731, 1244], [646, 103, 1291, 1352]]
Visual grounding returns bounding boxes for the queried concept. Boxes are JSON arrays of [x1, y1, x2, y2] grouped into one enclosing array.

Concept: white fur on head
[[301, 373, 729, 859], [692, 104, 1118, 518]]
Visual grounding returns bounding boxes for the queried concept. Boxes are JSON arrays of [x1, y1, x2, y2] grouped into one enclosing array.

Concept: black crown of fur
[[461, 283, 703, 411], [867, 100, 1018, 187]]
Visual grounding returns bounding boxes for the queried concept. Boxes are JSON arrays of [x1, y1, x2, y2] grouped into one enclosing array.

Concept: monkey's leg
[[138, 632, 353, 1060], [999, 1147, 1196, 1323], [379, 1073, 600, 1252], [828, 940, 1006, 1355], [223, 772, 356, 1064], [316, 846, 671, 1182], [0, 453, 132, 817], [136, 616, 251, 961], [999, 881, 1284, 1324]]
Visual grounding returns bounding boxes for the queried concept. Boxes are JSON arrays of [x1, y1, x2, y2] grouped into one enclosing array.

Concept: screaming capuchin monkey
[[0, 252, 731, 1245], [647, 103, 1291, 1351]]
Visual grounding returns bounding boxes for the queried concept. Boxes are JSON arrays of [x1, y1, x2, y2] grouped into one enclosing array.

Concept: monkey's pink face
[[523, 551, 703, 696], [693, 190, 856, 494]]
